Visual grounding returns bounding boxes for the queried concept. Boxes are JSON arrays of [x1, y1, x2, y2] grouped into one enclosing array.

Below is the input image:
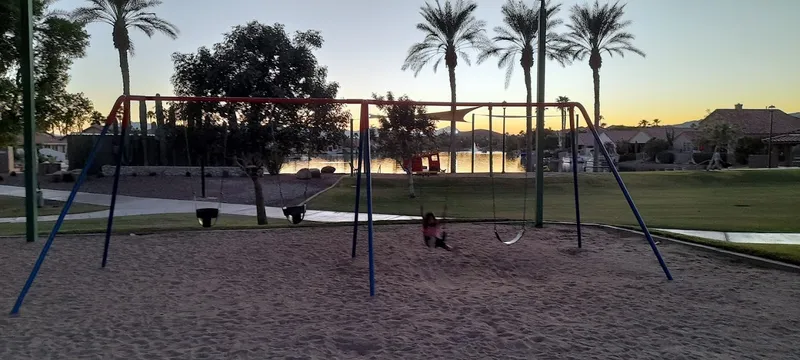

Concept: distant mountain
[[790, 112, 800, 118], [673, 120, 701, 128]]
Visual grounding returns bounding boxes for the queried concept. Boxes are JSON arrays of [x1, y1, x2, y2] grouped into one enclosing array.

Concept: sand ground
[[1, 224, 798, 359]]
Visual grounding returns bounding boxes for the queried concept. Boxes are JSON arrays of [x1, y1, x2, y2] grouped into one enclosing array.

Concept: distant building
[[15, 133, 67, 153]]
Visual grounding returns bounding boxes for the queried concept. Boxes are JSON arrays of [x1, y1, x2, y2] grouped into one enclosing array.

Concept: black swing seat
[[495, 229, 525, 245], [195, 208, 219, 228], [282, 204, 307, 225]]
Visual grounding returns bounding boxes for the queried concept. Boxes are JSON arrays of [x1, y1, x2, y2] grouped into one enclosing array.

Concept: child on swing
[[422, 212, 452, 251]]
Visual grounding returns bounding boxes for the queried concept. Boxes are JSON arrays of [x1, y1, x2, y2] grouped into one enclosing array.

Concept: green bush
[[618, 153, 637, 162], [643, 138, 670, 161], [735, 137, 765, 165], [655, 151, 675, 164]]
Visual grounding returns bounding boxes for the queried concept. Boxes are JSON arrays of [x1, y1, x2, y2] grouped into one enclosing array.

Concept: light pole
[[534, 0, 546, 228], [767, 105, 776, 168], [502, 101, 507, 173]]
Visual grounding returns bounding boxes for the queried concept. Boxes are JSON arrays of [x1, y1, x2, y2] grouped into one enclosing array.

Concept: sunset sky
[[59, 0, 800, 133]]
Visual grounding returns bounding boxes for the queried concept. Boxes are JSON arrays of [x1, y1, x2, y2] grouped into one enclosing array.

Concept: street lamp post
[[767, 105, 776, 169]]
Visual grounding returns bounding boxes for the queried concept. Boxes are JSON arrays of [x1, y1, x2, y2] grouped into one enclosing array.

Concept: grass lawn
[[0, 196, 107, 218], [309, 169, 800, 233], [308, 169, 800, 264], [0, 213, 313, 237]]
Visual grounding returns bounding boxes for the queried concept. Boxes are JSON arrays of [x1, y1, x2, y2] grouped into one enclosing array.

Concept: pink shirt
[[423, 225, 440, 237]]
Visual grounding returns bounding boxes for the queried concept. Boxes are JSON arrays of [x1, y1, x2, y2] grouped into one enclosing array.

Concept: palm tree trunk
[[117, 47, 132, 164], [524, 67, 533, 172], [560, 109, 566, 149], [447, 66, 457, 174], [592, 67, 601, 170]]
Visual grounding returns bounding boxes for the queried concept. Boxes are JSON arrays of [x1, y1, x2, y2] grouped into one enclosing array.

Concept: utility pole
[[534, 0, 547, 228]]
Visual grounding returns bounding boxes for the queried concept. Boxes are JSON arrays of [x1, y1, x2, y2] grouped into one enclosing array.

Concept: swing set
[[9, 95, 673, 317]]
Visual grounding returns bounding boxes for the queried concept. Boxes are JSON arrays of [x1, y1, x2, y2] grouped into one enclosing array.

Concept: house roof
[[79, 123, 105, 134], [763, 132, 800, 145], [576, 132, 612, 146], [15, 132, 66, 145], [603, 129, 640, 142], [701, 108, 800, 135]]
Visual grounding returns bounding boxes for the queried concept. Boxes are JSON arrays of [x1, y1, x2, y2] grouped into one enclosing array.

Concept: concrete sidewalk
[[0, 185, 417, 224], [654, 228, 800, 245]]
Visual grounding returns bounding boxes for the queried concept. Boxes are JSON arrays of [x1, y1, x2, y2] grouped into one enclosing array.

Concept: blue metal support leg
[[10, 124, 112, 316]]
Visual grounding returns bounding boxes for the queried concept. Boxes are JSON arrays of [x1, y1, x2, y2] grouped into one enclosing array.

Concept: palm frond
[[479, 0, 568, 89], [402, 0, 488, 76], [561, 0, 645, 67], [69, 0, 178, 53]]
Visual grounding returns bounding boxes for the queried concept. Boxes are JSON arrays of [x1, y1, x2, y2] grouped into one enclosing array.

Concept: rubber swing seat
[[282, 204, 307, 225], [195, 208, 219, 228]]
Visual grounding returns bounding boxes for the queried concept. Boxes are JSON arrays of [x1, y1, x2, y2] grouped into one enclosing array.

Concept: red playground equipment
[[403, 153, 443, 175]]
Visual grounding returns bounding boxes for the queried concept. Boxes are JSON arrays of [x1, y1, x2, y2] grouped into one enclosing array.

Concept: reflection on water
[[280, 152, 526, 174]]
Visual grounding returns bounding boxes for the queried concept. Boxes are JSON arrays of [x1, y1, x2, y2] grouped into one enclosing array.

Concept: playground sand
[[1, 224, 798, 359]]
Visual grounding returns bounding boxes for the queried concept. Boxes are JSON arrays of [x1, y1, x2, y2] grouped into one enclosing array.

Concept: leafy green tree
[[48, 92, 95, 135], [171, 22, 350, 225], [561, 0, 645, 168], [372, 92, 437, 198], [0, 0, 90, 145], [402, 0, 487, 174]]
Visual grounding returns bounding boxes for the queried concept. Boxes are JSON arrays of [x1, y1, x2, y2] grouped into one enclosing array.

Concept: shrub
[[185, 171, 192, 177], [205, 172, 213, 177], [735, 137, 765, 165], [618, 153, 637, 162], [10, 171, 17, 177], [131, 172, 137, 177], [222, 170, 231, 178], [643, 138, 670, 161], [0, 175, 4, 181], [655, 151, 675, 164], [61, 172, 75, 182], [149, 172, 158, 177]]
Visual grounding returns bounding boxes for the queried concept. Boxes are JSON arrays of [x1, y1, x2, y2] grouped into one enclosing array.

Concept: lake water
[[280, 151, 526, 174]]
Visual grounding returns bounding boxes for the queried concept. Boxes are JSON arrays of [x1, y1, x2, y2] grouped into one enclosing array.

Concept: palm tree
[[561, 0, 644, 168], [555, 96, 570, 148], [402, 0, 487, 173], [479, 0, 569, 157], [638, 119, 649, 127], [71, 0, 178, 99], [652, 118, 661, 127]]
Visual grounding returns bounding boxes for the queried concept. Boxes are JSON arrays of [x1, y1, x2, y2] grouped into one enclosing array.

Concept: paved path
[[654, 228, 800, 245], [0, 185, 417, 224]]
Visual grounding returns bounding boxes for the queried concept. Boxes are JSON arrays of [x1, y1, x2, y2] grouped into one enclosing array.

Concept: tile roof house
[[700, 104, 800, 136]]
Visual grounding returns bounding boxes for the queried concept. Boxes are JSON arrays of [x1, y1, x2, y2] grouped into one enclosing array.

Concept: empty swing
[[269, 121, 310, 225], [185, 123, 227, 228], [490, 163, 529, 245]]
